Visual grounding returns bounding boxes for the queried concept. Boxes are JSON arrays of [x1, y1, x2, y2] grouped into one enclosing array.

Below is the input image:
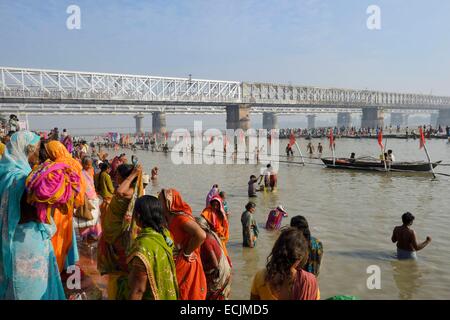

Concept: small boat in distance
[[321, 156, 441, 172]]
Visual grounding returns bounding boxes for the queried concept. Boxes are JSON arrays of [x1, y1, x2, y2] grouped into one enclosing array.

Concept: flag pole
[[419, 127, 436, 179], [294, 141, 305, 166]]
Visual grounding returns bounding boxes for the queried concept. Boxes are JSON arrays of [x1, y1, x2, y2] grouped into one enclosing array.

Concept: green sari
[[97, 195, 131, 275], [126, 228, 179, 300]]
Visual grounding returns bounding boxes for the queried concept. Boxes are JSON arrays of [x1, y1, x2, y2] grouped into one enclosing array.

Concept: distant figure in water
[[265, 205, 288, 230], [307, 142, 315, 158], [391, 212, 431, 260], [317, 143, 323, 157]]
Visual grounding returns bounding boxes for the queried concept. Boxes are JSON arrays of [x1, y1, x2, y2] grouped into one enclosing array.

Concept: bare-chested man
[[391, 212, 431, 260]]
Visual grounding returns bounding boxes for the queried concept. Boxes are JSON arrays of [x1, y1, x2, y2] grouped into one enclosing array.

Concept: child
[[241, 202, 259, 248], [219, 191, 230, 217]]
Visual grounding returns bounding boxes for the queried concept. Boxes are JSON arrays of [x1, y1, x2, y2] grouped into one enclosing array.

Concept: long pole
[[332, 144, 336, 166], [381, 146, 387, 171], [423, 144, 436, 179], [294, 141, 305, 166]]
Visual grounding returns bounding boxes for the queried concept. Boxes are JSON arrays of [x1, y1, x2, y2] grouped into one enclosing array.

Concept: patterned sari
[[197, 217, 231, 300], [25, 140, 85, 272], [126, 228, 179, 300], [162, 189, 207, 300], [0, 131, 65, 300]]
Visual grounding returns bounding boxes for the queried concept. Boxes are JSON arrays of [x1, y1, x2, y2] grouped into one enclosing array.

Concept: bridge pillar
[[152, 111, 167, 134], [134, 114, 144, 134], [226, 104, 251, 130], [337, 112, 352, 129], [390, 113, 407, 127], [262, 112, 278, 130], [437, 109, 450, 127], [361, 107, 384, 129], [307, 115, 316, 130]]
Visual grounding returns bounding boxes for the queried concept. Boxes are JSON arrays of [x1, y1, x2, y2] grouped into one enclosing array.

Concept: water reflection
[[391, 259, 423, 300]]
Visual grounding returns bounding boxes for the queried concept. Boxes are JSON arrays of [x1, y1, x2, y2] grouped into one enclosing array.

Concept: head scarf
[[205, 185, 219, 207], [26, 140, 85, 223], [0, 131, 41, 298], [45, 140, 83, 173], [161, 188, 192, 216], [209, 195, 227, 219]]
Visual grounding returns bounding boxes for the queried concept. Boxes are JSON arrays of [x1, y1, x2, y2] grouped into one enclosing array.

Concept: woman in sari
[[127, 195, 179, 300], [250, 228, 320, 300], [96, 162, 115, 222], [159, 188, 207, 300], [290, 215, 323, 277], [73, 157, 102, 242], [200, 195, 230, 259], [0, 131, 65, 299], [97, 164, 141, 300], [26, 140, 85, 273], [265, 205, 288, 231], [61, 134, 74, 154], [196, 216, 231, 300]]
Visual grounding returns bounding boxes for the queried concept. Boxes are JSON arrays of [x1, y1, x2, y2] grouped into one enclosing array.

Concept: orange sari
[[200, 195, 229, 258], [45, 141, 86, 271], [163, 189, 207, 300]]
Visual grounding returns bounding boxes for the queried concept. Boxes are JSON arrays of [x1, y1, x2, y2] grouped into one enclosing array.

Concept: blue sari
[[0, 131, 66, 300]]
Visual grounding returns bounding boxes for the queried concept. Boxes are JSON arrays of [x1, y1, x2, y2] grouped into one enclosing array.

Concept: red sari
[[163, 189, 207, 300]]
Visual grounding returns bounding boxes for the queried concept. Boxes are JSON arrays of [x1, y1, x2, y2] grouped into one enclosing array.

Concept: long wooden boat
[[321, 157, 441, 172]]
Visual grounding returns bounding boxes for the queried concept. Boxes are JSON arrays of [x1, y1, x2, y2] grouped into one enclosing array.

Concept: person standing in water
[[241, 202, 259, 248], [317, 143, 323, 157], [307, 142, 315, 158], [391, 212, 431, 260]]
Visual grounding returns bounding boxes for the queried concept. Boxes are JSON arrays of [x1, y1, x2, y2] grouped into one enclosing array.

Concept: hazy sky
[[1, 0, 448, 133]]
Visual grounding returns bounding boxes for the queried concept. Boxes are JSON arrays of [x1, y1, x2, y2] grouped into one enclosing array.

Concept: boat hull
[[321, 158, 441, 172]]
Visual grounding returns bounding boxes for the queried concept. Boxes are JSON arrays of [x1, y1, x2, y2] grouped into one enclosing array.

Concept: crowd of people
[[0, 121, 433, 301]]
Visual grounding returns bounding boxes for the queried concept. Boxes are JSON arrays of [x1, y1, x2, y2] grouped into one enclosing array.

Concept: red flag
[[419, 127, 425, 149], [329, 128, 334, 150], [288, 131, 296, 148], [377, 130, 384, 149]]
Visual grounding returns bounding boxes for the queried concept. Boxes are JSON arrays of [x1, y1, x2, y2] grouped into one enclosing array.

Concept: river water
[[83, 137, 450, 300]]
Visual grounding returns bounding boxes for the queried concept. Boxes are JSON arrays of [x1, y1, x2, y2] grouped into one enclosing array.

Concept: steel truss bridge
[[1, 67, 449, 113], [0, 104, 438, 116]]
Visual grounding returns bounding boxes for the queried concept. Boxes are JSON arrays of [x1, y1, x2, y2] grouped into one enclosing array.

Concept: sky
[[1, 0, 449, 133]]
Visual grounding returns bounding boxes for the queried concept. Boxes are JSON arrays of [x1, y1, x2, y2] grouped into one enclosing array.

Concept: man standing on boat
[[387, 150, 396, 162], [391, 212, 431, 260]]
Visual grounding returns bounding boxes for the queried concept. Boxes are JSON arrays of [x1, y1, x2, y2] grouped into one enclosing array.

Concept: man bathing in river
[[391, 212, 431, 260]]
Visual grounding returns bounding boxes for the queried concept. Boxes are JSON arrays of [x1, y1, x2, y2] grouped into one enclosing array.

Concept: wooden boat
[[321, 157, 441, 172]]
